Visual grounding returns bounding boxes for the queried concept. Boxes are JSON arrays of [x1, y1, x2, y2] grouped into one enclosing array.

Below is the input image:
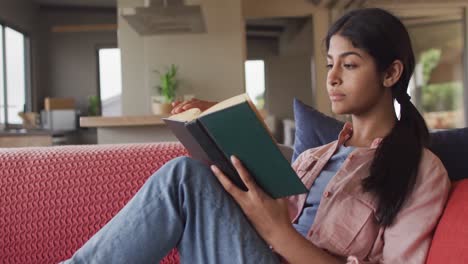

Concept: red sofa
[[0, 142, 466, 264]]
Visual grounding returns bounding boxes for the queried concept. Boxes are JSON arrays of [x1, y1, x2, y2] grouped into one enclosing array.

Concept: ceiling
[[32, 0, 116, 8]]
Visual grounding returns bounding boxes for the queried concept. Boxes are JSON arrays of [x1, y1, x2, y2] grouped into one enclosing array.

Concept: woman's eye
[[326, 64, 333, 69], [343, 63, 356, 69]]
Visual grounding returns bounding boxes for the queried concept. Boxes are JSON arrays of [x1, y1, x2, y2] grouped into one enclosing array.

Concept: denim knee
[[149, 156, 214, 186], [166, 156, 211, 175]]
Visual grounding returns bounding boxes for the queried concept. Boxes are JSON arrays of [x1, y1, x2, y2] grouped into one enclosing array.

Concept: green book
[[163, 94, 307, 198]]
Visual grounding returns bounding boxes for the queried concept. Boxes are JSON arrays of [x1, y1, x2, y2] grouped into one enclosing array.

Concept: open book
[[163, 94, 307, 198]]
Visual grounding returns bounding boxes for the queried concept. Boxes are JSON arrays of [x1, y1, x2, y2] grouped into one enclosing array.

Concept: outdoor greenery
[[255, 94, 265, 109], [422, 82, 463, 112], [419, 49, 463, 112]]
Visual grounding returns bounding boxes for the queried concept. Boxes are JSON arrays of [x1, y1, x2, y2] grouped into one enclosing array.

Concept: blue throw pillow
[[292, 98, 343, 162], [292, 97, 468, 181]]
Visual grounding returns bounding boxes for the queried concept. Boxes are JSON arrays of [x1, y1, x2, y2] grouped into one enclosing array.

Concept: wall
[[0, 2, 118, 116], [243, 0, 333, 116], [0, 0, 36, 30], [117, 0, 332, 116], [37, 7, 117, 114], [247, 19, 314, 120], [118, 0, 245, 115]]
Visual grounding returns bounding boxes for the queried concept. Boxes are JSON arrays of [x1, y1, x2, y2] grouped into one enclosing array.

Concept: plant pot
[[151, 97, 173, 115]]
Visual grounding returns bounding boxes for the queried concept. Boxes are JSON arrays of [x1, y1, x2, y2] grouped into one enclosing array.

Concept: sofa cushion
[[429, 128, 468, 181], [426, 179, 468, 264], [292, 98, 468, 181]]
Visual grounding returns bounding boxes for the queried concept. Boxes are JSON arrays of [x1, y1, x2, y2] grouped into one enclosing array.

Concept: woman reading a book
[[62, 8, 450, 264]]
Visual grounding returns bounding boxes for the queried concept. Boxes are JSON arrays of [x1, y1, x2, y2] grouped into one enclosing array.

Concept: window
[[407, 19, 466, 129], [98, 48, 122, 116], [0, 25, 28, 126], [0, 25, 4, 124], [245, 60, 265, 109]]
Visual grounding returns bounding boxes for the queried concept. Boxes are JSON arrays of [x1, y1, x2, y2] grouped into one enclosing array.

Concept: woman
[[62, 8, 450, 264]]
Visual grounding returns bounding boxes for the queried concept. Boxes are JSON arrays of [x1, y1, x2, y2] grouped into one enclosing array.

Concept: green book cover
[[198, 100, 307, 198]]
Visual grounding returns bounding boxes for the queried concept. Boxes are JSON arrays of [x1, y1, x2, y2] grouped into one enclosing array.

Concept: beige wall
[[118, 0, 333, 116], [265, 55, 313, 119], [247, 19, 314, 120], [117, 12, 145, 115], [311, 9, 333, 117], [118, 0, 245, 115], [243, 1, 332, 116]]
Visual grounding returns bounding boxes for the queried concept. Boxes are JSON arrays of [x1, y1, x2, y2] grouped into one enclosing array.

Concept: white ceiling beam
[[364, 0, 468, 9], [345, 0, 368, 9], [334, 0, 354, 9], [303, 0, 336, 8], [402, 15, 462, 26], [118, 0, 147, 8], [184, 0, 201, 5], [385, 7, 462, 18], [319, 0, 336, 8]]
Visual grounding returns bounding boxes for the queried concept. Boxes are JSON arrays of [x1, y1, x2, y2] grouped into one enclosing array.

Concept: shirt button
[[323, 191, 331, 198]]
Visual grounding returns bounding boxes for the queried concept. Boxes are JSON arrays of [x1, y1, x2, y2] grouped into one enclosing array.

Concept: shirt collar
[[337, 122, 383, 150]]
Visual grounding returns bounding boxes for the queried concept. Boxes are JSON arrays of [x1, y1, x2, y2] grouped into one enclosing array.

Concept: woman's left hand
[[210, 155, 293, 245]]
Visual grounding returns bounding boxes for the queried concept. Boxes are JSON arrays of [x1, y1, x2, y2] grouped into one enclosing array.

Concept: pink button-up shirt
[[288, 123, 451, 263]]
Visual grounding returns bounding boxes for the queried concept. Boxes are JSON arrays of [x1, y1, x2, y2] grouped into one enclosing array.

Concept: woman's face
[[326, 34, 387, 116]]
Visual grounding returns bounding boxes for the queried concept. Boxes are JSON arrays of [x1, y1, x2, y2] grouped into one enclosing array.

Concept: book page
[[165, 108, 202, 122], [199, 94, 249, 117], [165, 94, 249, 121]]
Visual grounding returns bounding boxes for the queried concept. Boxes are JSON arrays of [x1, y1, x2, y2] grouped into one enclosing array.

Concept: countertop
[[80, 115, 170, 128], [0, 128, 54, 137]]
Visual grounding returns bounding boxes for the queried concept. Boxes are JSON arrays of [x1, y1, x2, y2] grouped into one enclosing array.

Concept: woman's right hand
[[171, 98, 218, 114]]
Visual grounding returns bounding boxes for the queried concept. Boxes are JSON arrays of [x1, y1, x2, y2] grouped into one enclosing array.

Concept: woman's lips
[[329, 93, 345, 101]]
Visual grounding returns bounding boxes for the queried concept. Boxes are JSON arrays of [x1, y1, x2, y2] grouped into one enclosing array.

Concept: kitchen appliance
[[41, 110, 77, 131]]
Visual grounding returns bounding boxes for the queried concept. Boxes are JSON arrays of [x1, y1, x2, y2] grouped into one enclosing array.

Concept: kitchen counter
[[0, 128, 53, 147], [79, 115, 177, 144], [0, 128, 53, 136], [80, 115, 169, 127]]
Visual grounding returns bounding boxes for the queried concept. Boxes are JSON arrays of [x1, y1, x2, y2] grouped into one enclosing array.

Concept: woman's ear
[[382, 60, 404, 88]]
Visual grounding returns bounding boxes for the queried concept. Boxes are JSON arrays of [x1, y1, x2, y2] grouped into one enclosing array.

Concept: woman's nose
[[327, 67, 342, 87]]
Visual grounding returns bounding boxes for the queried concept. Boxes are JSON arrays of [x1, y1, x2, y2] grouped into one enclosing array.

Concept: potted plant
[[152, 64, 179, 115], [88, 95, 100, 116]]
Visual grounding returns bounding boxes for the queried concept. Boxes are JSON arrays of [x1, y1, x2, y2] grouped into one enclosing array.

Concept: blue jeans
[[61, 157, 282, 264]]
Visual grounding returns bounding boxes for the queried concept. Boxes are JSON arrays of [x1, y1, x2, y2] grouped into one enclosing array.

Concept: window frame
[[244, 59, 267, 110], [0, 19, 32, 128], [96, 44, 120, 117], [404, 10, 467, 129]]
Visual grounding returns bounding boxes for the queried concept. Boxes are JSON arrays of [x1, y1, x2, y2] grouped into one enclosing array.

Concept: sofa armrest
[[426, 179, 468, 264]]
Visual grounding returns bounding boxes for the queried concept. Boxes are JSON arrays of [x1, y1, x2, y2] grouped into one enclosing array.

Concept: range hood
[[121, 0, 206, 35]]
